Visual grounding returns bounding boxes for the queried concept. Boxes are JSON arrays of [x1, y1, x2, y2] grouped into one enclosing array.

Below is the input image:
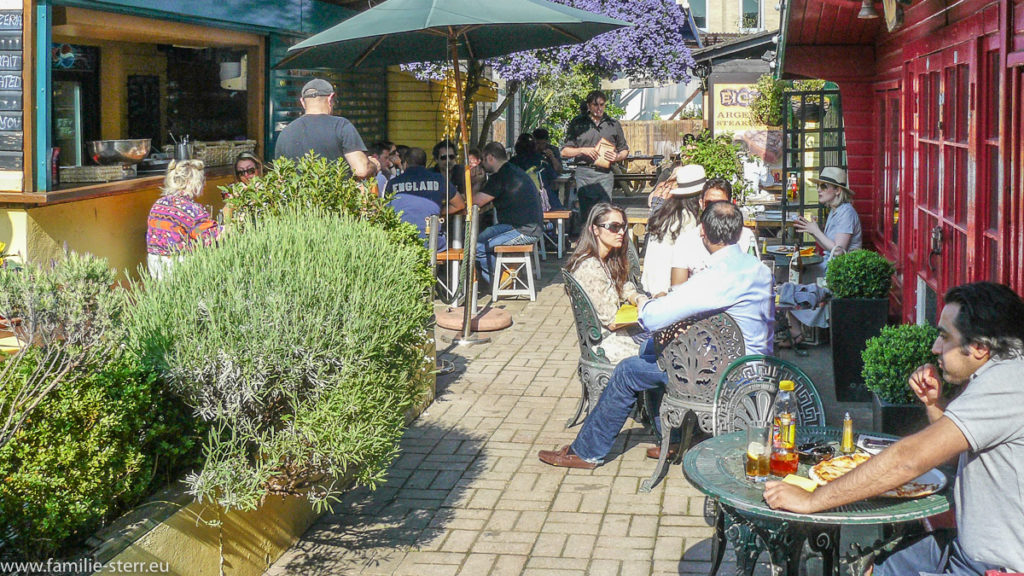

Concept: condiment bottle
[[787, 173, 798, 202], [841, 412, 855, 454], [770, 380, 799, 477]]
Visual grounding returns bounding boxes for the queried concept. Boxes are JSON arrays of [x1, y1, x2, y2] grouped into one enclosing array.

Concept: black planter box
[[872, 393, 929, 436], [830, 298, 888, 402]]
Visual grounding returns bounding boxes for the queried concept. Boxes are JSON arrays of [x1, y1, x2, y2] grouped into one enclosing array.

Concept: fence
[[620, 119, 705, 157]]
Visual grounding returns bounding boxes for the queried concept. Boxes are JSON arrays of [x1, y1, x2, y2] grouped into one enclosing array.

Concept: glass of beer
[[745, 425, 771, 482]]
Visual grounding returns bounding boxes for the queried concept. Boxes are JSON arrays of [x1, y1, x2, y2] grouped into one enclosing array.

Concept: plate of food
[[808, 453, 947, 498], [766, 245, 797, 255]]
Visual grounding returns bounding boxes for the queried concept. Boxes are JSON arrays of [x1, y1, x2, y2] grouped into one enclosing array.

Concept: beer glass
[[745, 425, 771, 482]]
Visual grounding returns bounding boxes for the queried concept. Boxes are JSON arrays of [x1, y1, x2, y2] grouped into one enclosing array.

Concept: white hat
[[808, 167, 854, 196], [669, 164, 706, 197]]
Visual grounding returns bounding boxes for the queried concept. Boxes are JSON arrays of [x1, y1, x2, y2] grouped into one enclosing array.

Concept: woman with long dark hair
[[640, 164, 705, 295], [566, 203, 648, 364]]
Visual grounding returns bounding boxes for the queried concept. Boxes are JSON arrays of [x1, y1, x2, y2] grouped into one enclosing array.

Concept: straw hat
[[669, 164, 706, 197], [808, 167, 854, 196]]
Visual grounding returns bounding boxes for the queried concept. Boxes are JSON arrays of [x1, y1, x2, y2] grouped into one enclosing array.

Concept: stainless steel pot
[[87, 139, 152, 165]]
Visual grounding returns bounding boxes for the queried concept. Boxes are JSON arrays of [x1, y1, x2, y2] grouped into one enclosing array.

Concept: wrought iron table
[[682, 426, 951, 576]]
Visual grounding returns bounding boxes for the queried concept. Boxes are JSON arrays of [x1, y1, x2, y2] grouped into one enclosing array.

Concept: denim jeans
[[475, 224, 537, 285], [874, 532, 1003, 576], [571, 340, 666, 463]]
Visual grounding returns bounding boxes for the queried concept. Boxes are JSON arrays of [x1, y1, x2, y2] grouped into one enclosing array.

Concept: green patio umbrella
[[275, 0, 630, 343]]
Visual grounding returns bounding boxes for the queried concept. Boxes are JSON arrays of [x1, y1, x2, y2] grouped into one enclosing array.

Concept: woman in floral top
[[146, 159, 221, 279], [566, 203, 649, 364]]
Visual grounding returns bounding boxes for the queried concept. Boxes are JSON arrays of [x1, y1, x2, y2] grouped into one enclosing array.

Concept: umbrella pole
[[452, 38, 490, 346]]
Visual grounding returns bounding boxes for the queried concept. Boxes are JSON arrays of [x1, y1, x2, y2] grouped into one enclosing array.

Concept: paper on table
[[613, 303, 638, 326], [593, 138, 616, 169]]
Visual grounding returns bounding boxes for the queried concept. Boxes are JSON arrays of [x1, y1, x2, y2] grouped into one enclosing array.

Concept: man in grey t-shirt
[[274, 78, 379, 180], [764, 281, 1024, 573]]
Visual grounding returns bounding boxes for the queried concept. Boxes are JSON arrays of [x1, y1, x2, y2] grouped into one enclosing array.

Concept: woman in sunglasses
[[233, 152, 263, 185], [430, 139, 466, 196], [566, 203, 650, 364]]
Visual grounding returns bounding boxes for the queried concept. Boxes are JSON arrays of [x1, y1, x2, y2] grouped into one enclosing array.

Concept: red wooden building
[[779, 0, 1023, 323]]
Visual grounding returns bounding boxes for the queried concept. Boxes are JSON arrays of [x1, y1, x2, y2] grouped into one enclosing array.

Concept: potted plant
[[789, 79, 830, 123], [862, 324, 940, 435], [825, 249, 895, 401], [749, 74, 786, 127]]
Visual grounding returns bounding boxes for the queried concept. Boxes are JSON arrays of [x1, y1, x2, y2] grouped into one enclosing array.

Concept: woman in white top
[[639, 164, 705, 295], [783, 167, 863, 347], [566, 203, 650, 364]]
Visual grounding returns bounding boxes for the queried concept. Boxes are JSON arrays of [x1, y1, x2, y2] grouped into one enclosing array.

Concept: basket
[[160, 140, 257, 167], [60, 165, 137, 183]]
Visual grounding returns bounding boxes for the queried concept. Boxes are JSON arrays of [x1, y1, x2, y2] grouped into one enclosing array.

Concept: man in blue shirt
[[386, 147, 466, 250], [538, 202, 774, 469]]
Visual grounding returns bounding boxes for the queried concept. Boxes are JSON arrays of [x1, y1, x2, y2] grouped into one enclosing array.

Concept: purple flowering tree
[[403, 0, 696, 146]]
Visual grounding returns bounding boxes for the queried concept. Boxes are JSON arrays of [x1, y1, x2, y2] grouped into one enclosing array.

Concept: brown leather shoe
[[538, 445, 597, 469], [646, 443, 681, 460]]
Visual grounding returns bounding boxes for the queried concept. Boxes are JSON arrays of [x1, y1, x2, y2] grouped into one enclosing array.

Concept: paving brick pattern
[[266, 258, 777, 576]]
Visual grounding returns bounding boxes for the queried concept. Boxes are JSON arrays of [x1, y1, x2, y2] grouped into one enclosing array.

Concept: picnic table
[[683, 426, 951, 576]]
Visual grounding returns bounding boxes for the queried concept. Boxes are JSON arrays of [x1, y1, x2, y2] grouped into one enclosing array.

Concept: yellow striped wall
[[386, 68, 449, 155]]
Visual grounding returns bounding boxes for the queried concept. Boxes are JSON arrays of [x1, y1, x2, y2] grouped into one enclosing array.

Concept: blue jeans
[[874, 532, 1003, 576], [571, 340, 666, 463], [475, 224, 537, 285]]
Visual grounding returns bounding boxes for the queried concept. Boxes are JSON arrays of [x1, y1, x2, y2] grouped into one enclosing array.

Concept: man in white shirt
[[671, 178, 756, 286], [765, 282, 1024, 574], [538, 201, 773, 469]]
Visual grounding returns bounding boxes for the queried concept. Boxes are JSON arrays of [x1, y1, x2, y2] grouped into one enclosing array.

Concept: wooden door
[[907, 41, 977, 323]]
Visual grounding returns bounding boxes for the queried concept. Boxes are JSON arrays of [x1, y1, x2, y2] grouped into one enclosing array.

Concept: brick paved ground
[[265, 252, 853, 576]]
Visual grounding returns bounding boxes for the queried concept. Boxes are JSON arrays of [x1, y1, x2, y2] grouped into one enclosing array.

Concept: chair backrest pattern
[[654, 312, 745, 433], [712, 354, 825, 436], [562, 268, 610, 364]]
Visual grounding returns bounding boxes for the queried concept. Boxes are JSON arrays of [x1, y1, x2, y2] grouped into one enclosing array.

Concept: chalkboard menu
[[0, 9, 23, 179], [267, 34, 387, 157]]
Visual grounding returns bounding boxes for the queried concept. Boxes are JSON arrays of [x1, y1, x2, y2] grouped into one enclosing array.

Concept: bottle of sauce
[[770, 380, 799, 477], [841, 412, 855, 454], [787, 173, 798, 202]]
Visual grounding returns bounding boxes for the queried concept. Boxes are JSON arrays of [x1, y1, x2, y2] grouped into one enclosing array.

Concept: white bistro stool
[[493, 244, 536, 301]]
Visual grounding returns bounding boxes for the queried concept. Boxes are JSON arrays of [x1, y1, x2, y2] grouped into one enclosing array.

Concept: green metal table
[[682, 426, 951, 576]]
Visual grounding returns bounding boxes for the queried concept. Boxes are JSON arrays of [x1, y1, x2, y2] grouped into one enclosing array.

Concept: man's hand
[[602, 148, 617, 162], [909, 363, 945, 411], [580, 147, 599, 161], [763, 481, 819, 514]]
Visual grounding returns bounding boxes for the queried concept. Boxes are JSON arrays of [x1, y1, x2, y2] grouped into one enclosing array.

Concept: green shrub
[[678, 130, 749, 198], [749, 74, 786, 126], [0, 352, 202, 560], [125, 208, 434, 512], [825, 249, 894, 299], [862, 324, 941, 404]]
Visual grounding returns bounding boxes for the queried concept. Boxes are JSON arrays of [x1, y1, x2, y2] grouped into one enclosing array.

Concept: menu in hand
[[593, 138, 616, 169], [613, 303, 638, 326]]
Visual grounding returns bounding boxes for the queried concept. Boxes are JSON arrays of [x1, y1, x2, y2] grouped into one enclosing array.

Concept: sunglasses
[[236, 166, 257, 177], [438, 154, 455, 161], [596, 222, 627, 233]]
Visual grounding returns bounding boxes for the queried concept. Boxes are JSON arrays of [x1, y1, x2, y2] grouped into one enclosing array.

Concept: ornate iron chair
[[640, 312, 745, 492], [704, 354, 825, 576], [561, 268, 615, 428]]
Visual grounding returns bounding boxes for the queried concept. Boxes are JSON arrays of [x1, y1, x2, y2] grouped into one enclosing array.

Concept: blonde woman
[[146, 159, 221, 279]]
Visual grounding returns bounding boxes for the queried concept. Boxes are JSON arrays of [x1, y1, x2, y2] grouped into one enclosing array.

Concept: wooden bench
[[542, 210, 572, 259]]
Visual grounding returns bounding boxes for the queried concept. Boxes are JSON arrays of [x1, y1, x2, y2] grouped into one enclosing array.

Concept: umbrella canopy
[[274, 0, 630, 70]]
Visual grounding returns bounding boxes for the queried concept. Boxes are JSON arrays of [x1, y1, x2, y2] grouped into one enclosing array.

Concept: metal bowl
[[87, 139, 152, 165]]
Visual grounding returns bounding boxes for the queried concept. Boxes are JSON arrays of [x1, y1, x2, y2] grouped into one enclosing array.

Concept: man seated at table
[[670, 178, 757, 286], [472, 141, 544, 289], [764, 281, 1024, 575], [385, 147, 466, 251], [537, 201, 773, 469]]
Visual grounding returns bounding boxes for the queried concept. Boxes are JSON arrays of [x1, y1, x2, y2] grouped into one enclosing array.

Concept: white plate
[[880, 468, 947, 498], [766, 245, 796, 255]]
